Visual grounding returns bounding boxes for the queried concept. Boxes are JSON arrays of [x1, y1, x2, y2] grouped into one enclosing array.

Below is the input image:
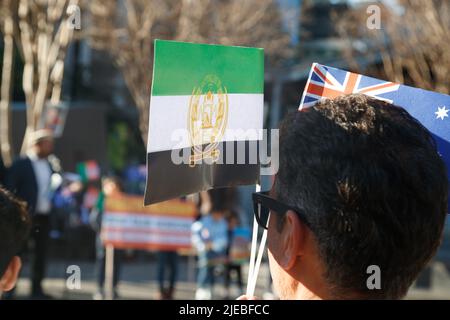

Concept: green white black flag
[[145, 40, 264, 204]]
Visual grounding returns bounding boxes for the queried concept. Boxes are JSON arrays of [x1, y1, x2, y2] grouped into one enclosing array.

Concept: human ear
[[279, 210, 304, 270], [0, 256, 22, 292]]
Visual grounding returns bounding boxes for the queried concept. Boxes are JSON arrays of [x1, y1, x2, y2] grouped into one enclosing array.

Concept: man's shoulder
[[9, 157, 33, 172], [12, 156, 32, 166]]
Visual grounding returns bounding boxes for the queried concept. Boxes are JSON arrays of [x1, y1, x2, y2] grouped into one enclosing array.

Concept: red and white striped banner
[[101, 194, 197, 251]]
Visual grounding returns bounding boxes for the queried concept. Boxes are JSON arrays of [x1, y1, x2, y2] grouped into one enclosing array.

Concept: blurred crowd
[[0, 129, 252, 300]]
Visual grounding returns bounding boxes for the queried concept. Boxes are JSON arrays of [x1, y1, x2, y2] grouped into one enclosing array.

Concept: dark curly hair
[[275, 94, 448, 299], [0, 186, 31, 277]]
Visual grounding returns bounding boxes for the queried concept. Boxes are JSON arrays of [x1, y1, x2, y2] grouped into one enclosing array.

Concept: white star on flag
[[435, 106, 449, 120]]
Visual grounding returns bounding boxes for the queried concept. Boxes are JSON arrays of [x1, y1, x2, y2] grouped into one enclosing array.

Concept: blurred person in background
[[0, 187, 30, 297], [4, 129, 61, 299], [156, 196, 190, 300], [224, 211, 245, 299], [156, 250, 179, 300], [192, 204, 228, 300], [90, 176, 123, 300], [51, 175, 84, 239]]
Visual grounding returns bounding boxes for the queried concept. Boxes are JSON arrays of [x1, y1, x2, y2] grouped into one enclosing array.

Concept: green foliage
[[107, 122, 129, 172]]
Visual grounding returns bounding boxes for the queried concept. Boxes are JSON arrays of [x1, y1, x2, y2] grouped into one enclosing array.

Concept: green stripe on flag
[[151, 40, 264, 96]]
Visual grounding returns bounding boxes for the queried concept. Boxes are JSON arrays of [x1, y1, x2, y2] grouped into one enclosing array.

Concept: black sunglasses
[[252, 191, 312, 230]]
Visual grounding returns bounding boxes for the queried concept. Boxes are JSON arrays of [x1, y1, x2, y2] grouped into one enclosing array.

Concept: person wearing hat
[[4, 129, 61, 299]]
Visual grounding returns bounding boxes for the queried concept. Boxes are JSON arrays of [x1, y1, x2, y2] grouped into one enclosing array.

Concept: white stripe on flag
[[103, 232, 191, 245], [103, 213, 193, 232], [147, 93, 264, 152]]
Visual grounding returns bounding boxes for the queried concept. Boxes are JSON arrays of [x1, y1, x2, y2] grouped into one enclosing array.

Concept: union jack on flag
[[298, 63, 450, 212], [299, 63, 400, 109]]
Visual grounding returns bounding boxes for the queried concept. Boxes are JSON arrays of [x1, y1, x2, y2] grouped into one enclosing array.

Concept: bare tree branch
[[87, 0, 291, 143], [334, 0, 450, 94], [0, 0, 80, 154], [0, 0, 16, 165]]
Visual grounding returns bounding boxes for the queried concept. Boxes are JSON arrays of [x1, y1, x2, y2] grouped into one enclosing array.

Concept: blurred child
[[89, 177, 123, 300], [224, 212, 245, 298], [191, 206, 228, 300]]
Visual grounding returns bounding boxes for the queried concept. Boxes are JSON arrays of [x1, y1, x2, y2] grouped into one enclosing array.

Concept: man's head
[[268, 94, 448, 299], [0, 187, 30, 293], [211, 204, 226, 221], [29, 129, 54, 158], [102, 176, 122, 196]]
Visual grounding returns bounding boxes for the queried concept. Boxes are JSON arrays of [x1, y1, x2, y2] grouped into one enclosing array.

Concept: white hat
[[29, 129, 54, 145]]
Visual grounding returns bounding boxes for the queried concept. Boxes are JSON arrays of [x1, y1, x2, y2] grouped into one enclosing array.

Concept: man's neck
[[27, 150, 46, 160], [292, 284, 323, 300], [289, 277, 331, 300], [286, 255, 333, 300]]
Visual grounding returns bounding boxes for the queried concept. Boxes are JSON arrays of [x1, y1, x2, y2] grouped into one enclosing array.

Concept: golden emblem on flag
[[188, 74, 229, 167]]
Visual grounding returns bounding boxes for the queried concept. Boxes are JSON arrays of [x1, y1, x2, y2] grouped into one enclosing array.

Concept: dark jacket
[[5, 156, 59, 215], [0, 155, 5, 185]]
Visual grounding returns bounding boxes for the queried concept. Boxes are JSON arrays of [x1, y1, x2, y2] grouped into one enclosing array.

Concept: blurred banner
[[299, 63, 450, 212], [229, 227, 252, 265], [145, 40, 264, 205], [39, 101, 69, 137], [101, 194, 198, 250]]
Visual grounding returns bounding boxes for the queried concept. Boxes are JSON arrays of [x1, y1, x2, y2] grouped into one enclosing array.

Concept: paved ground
[[11, 255, 450, 300]]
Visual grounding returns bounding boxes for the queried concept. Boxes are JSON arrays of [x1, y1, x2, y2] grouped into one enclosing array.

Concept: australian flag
[[299, 63, 450, 212]]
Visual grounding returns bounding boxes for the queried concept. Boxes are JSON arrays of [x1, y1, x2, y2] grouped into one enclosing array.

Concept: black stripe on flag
[[145, 140, 260, 204]]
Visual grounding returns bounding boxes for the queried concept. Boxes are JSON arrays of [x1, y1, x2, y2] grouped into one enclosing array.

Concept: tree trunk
[[0, 2, 15, 166]]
